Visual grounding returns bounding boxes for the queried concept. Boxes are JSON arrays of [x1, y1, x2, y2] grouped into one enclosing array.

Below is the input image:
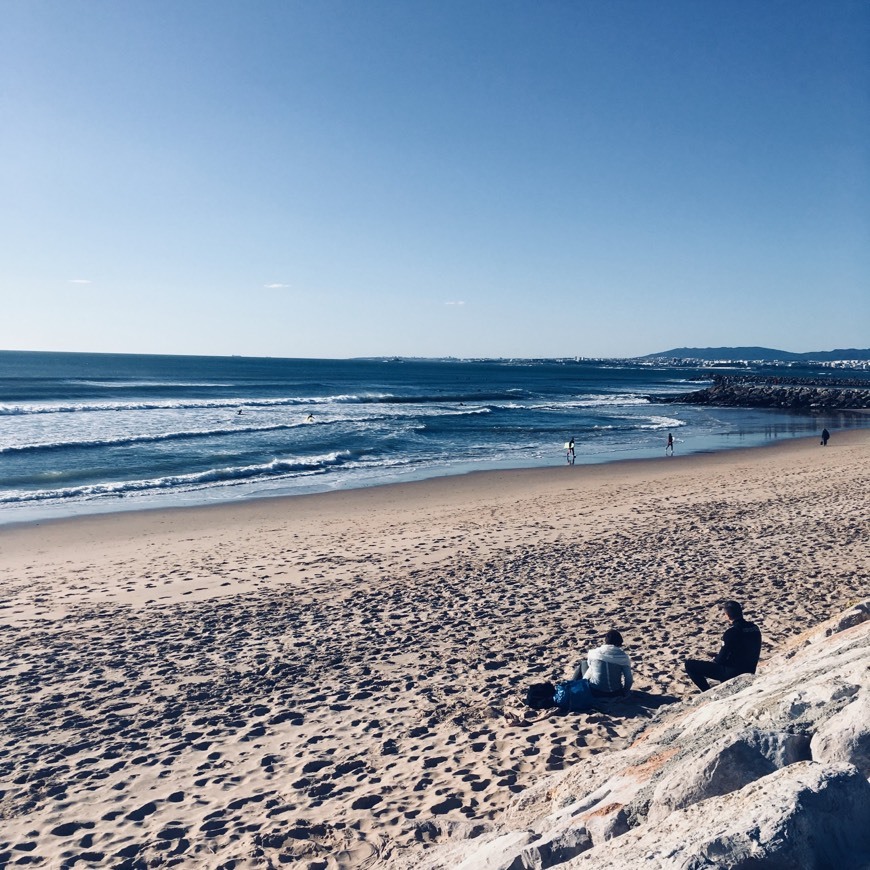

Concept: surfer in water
[[566, 437, 575, 465], [306, 413, 314, 423], [666, 432, 674, 455]]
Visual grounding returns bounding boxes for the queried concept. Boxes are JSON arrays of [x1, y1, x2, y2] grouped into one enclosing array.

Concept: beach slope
[[1, 432, 867, 867]]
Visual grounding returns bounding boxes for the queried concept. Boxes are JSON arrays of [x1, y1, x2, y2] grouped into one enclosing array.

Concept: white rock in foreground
[[394, 601, 870, 870], [566, 761, 869, 869]]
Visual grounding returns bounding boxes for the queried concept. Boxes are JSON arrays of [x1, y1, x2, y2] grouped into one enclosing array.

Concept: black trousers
[[684, 659, 739, 692]]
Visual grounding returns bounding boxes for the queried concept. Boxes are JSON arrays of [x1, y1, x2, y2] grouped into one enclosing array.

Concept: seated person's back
[[576, 629, 633, 696]]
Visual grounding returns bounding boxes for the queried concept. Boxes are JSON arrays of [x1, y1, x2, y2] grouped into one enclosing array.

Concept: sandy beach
[[1, 431, 868, 868]]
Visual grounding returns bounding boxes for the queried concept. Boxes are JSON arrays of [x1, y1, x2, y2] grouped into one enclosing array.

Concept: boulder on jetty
[[396, 601, 870, 869], [658, 374, 870, 411]]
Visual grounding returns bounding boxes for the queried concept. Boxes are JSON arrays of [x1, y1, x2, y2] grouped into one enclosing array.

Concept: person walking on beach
[[666, 432, 674, 455], [684, 601, 761, 692], [573, 629, 633, 697], [821, 428, 830, 446], [567, 437, 575, 465]]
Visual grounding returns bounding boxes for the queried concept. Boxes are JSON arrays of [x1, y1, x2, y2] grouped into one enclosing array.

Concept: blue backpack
[[553, 678, 593, 712]]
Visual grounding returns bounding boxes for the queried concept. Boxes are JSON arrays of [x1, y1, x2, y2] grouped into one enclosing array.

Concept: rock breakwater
[[658, 375, 870, 411]]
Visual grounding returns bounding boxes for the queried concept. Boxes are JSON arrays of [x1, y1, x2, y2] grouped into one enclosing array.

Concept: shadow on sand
[[589, 689, 682, 719], [507, 690, 682, 727]]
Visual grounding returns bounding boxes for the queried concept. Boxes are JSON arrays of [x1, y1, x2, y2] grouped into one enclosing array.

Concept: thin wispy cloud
[[445, 301, 466, 306], [264, 283, 292, 289], [69, 279, 92, 284]]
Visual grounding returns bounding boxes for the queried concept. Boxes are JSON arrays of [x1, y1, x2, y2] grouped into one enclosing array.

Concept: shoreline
[[1, 428, 867, 867], [1, 429, 862, 538]]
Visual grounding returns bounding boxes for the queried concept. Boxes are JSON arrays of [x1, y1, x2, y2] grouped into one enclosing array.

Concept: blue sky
[[2, 0, 868, 358]]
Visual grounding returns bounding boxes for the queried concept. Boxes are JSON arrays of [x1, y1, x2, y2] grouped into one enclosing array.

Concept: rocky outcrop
[[658, 375, 870, 410], [394, 601, 870, 869], [566, 761, 869, 869]]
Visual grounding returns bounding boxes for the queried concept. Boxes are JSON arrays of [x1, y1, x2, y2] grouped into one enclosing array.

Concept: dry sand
[[1, 431, 868, 868]]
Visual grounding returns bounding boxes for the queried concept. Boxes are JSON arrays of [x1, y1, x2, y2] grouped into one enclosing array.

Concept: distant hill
[[645, 347, 870, 362]]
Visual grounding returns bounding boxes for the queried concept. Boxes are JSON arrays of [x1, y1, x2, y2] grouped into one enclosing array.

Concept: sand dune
[[1, 431, 867, 867]]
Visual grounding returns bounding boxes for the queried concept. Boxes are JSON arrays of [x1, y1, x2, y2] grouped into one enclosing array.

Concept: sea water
[[1, 351, 866, 525]]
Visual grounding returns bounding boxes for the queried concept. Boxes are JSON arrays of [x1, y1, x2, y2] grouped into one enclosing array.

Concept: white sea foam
[[0, 397, 326, 416], [0, 451, 352, 505], [620, 414, 686, 430], [0, 423, 301, 454], [646, 415, 686, 429], [0, 392, 508, 417], [526, 394, 650, 411]]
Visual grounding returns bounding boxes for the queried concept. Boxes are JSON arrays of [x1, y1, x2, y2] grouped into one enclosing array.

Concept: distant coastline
[[5, 345, 870, 367], [644, 345, 870, 364]]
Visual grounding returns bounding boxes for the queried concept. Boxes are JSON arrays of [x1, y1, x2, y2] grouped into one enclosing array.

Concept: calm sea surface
[[1, 351, 866, 525]]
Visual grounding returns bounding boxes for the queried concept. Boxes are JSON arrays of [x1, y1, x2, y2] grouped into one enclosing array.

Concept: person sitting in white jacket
[[573, 629, 633, 697]]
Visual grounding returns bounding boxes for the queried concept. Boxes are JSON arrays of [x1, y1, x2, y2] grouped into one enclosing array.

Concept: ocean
[[1, 351, 866, 525]]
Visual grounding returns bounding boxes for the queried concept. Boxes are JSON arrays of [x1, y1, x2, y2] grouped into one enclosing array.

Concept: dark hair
[[604, 629, 623, 646], [722, 600, 743, 619]]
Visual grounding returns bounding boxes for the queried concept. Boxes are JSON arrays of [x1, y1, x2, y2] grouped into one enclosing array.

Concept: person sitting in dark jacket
[[684, 600, 761, 692]]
